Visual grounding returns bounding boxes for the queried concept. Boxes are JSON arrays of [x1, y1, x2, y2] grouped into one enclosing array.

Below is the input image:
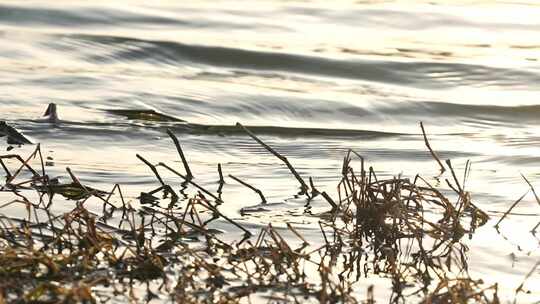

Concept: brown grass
[[0, 124, 534, 303]]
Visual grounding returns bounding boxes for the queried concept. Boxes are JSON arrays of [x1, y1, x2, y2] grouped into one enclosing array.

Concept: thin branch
[[236, 122, 309, 194], [521, 173, 540, 207], [321, 191, 338, 213], [229, 174, 267, 204], [494, 189, 529, 229], [420, 122, 446, 173], [136, 154, 165, 186], [515, 260, 540, 298], [217, 163, 224, 194], [158, 162, 221, 204], [166, 129, 193, 180]]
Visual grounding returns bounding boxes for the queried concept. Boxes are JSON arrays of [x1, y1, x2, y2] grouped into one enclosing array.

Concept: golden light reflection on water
[[1, 0, 540, 301]]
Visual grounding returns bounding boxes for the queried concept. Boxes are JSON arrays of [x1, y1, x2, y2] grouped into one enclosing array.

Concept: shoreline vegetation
[[0, 121, 538, 303]]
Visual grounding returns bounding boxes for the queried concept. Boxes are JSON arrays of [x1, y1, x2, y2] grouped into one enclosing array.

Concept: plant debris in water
[[106, 109, 186, 122], [0, 121, 33, 146], [0, 123, 535, 303]]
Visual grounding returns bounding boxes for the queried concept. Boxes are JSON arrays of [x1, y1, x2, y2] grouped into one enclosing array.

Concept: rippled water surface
[[1, 0, 539, 302]]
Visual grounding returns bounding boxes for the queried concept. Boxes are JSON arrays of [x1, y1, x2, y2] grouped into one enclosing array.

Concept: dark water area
[[0, 1, 539, 302]]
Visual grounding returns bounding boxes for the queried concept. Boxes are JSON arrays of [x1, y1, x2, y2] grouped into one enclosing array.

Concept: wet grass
[[0, 122, 537, 303]]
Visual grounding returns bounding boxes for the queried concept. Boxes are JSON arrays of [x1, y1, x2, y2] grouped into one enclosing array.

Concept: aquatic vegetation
[[105, 107, 397, 138], [0, 121, 33, 146], [106, 109, 186, 122], [0, 124, 535, 303], [0, 103, 58, 147]]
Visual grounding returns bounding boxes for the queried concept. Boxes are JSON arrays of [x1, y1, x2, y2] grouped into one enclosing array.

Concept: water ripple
[[43, 33, 540, 90]]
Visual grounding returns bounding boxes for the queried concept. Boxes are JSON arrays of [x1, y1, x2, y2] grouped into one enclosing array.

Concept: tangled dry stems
[[0, 123, 529, 304]]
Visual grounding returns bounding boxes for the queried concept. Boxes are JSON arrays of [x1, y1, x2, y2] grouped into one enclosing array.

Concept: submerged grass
[[0, 123, 536, 303]]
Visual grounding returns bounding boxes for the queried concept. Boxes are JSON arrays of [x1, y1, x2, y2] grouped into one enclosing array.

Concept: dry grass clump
[[0, 123, 525, 304], [328, 150, 489, 288], [421, 278, 499, 304]]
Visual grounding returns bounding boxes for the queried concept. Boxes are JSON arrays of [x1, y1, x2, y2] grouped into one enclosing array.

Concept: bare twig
[[420, 122, 446, 173], [136, 154, 165, 186], [66, 167, 88, 192], [236, 122, 309, 194], [445, 160, 463, 193], [521, 174, 540, 207], [158, 162, 221, 203], [309, 177, 320, 198], [514, 260, 540, 300], [321, 191, 338, 213], [229, 174, 267, 204], [3, 146, 41, 184], [286, 222, 309, 246], [494, 190, 529, 229], [0, 158, 11, 179], [166, 129, 193, 180], [217, 163, 224, 194], [195, 196, 252, 236]]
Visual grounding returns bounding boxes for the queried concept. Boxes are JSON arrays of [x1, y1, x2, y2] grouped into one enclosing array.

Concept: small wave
[[13, 117, 400, 143], [50, 33, 540, 90], [0, 4, 288, 31], [183, 123, 401, 138], [382, 101, 540, 125], [0, 4, 183, 27]]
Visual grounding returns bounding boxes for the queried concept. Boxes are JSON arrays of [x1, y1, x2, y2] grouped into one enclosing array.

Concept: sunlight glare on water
[[0, 0, 539, 302]]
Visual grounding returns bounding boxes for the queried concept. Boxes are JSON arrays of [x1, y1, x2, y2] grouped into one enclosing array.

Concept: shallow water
[[1, 0, 539, 302]]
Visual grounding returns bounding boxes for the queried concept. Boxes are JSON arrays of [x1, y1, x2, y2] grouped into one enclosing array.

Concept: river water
[[0, 0, 539, 302]]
